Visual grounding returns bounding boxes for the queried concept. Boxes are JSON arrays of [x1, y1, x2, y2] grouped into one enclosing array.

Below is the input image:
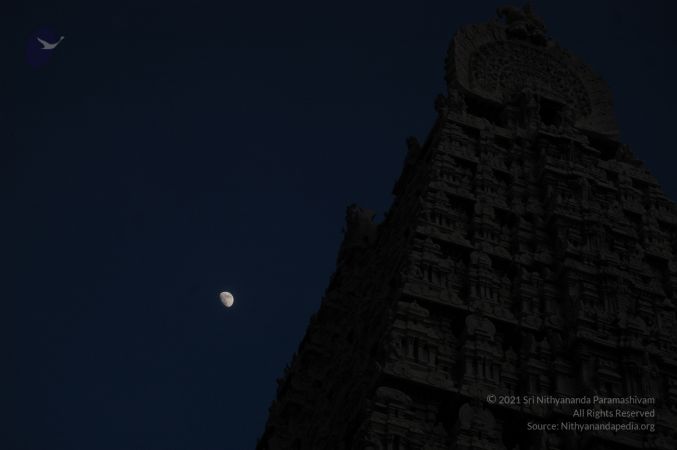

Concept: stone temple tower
[[257, 5, 677, 449]]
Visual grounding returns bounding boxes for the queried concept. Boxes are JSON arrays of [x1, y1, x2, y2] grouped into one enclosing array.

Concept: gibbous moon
[[219, 291, 234, 308]]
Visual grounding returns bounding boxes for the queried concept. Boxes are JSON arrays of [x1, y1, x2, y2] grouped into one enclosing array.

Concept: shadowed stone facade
[[258, 5, 677, 449]]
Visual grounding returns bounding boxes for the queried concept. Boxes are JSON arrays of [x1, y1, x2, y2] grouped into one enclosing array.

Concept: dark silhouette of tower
[[258, 6, 677, 449]]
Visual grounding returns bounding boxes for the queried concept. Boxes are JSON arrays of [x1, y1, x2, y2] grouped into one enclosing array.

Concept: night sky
[[5, 1, 677, 448]]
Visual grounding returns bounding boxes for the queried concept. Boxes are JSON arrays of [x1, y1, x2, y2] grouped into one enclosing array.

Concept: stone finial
[[406, 136, 421, 156], [496, 3, 548, 45]]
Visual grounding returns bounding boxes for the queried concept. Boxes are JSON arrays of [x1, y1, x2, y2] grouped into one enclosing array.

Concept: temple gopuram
[[258, 5, 677, 449]]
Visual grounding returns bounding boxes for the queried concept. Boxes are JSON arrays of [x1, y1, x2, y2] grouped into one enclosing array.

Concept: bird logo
[[36, 35, 65, 50], [26, 27, 64, 68]]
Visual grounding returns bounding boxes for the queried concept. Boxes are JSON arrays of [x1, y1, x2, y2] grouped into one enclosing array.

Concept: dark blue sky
[[5, 1, 677, 449]]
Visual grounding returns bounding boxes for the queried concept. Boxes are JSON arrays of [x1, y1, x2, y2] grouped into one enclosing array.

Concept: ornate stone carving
[[447, 9, 618, 137], [497, 4, 548, 45], [258, 7, 677, 450]]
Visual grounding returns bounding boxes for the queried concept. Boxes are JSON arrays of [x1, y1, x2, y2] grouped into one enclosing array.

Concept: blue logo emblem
[[26, 27, 65, 68]]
